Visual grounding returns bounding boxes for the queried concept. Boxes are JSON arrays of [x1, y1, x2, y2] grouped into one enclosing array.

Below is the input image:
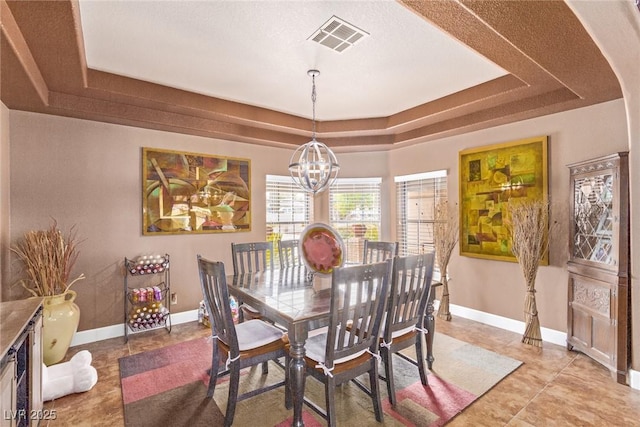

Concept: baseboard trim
[[70, 303, 568, 348], [629, 368, 640, 390], [70, 304, 640, 391], [445, 302, 568, 347], [72, 304, 567, 346], [70, 309, 198, 347]]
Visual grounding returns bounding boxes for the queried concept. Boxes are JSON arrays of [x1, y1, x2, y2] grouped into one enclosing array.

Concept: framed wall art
[[458, 136, 548, 262], [142, 147, 251, 235]]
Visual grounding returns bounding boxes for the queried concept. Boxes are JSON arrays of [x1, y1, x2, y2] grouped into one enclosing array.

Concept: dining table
[[227, 266, 440, 427]]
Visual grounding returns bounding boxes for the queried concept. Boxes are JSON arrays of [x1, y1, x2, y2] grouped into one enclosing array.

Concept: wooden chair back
[[324, 260, 392, 369], [363, 240, 398, 264], [197, 255, 238, 355], [197, 255, 288, 425], [278, 239, 301, 268], [383, 252, 435, 344], [231, 241, 274, 274]]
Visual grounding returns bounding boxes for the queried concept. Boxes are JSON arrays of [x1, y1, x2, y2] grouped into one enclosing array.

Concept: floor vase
[[42, 290, 80, 366]]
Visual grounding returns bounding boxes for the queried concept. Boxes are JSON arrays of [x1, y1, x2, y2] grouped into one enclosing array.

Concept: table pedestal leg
[[289, 339, 306, 427]]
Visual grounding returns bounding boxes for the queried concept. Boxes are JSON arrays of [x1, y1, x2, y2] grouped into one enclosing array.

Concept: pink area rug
[[119, 332, 521, 426]]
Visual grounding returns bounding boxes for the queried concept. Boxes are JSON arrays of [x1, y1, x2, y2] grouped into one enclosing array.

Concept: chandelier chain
[[311, 73, 317, 139], [288, 69, 339, 195]]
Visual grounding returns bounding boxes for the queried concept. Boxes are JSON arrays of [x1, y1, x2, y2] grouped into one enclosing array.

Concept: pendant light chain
[[311, 73, 317, 140], [288, 69, 340, 195]]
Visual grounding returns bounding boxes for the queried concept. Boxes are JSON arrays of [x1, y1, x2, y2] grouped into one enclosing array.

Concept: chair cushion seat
[[305, 331, 366, 366], [235, 319, 284, 351], [354, 317, 417, 339], [389, 322, 416, 339]]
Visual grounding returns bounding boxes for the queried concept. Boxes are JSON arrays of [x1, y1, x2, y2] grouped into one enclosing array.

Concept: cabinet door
[[30, 315, 43, 419], [567, 269, 627, 383], [568, 152, 628, 274], [568, 272, 615, 362], [0, 359, 16, 427], [570, 170, 616, 267]]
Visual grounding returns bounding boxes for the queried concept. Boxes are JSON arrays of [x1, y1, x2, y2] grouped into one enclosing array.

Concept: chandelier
[[289, 70, 340, 195]]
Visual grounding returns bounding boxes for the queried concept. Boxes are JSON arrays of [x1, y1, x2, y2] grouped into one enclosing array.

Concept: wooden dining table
[[227, 267, 440, 427]]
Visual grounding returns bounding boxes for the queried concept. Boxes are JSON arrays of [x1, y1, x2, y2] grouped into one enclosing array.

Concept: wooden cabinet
[[0, 300, 43, 426], [1, 358, 16, 427], [567, 152, 630, 383], [29, 315, 42, 417]]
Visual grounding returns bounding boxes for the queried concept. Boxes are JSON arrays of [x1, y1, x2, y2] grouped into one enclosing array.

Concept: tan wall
[[6, 99, 628, 334], [6, 111, 312, 330], [0, 102, 9, 302], [388, 99, 628, 332]]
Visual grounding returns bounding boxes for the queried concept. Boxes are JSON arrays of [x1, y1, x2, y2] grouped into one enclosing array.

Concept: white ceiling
[[77, 0, 507, 121]]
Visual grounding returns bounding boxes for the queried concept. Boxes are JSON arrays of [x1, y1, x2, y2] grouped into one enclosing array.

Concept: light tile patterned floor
[[41, 316, 640, 426]]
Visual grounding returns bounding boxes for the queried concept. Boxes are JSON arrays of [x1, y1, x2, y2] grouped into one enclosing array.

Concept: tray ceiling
[[0, 0, 622, 150]]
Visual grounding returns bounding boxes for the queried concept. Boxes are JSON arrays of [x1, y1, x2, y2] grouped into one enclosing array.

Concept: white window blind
[[266, 174, 313, 245], [329, 177, 382, 263], [395, 170, 448, 278]]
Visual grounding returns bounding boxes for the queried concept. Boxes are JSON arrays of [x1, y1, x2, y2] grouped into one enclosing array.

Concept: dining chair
[[380, 252, 435, 406], [231, 241, 274, 274], [196, 255, 289, 427], [362, 240, 398, 264], [278, 239, 301, 268], [231, 241, 275, 321], [301, 259, 392, 426]]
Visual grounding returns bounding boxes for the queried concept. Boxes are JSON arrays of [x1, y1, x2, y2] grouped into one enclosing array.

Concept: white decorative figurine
[[42, 350, 98, 401]]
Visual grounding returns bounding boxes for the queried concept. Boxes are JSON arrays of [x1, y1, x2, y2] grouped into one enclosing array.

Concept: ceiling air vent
[[308, 16, 368, 53]]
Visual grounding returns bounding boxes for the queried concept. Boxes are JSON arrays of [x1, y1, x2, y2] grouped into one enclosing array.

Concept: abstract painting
[[142, 148, 251, 235], [458, 136, 548, 262]]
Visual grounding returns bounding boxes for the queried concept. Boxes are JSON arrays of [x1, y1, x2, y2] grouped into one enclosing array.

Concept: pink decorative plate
[[299, 223, 345, 275]]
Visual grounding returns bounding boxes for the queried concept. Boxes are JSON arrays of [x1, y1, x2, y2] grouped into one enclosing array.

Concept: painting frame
[[458, 136, 548, 262], [142, 147, 251, 235]]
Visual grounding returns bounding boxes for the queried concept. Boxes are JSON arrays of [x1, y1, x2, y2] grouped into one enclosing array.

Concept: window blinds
[[265, 175, 313, 242], [329, 177, 382, 263], [395, 170, 448, 278]]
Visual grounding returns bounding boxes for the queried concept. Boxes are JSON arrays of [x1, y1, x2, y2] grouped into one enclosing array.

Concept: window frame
[[395, 170, 448, 279], [329, 177, 383, 264], [265, 175, 314, 260]]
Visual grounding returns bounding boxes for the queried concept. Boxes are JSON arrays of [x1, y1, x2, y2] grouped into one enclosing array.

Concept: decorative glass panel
[[572, 173, 614, 264]]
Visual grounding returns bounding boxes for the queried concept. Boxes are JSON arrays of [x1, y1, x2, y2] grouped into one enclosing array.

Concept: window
[[266, 175, 313, 265], [395, 170, 447, 278], [266, 174, 313, 245], [329, 177, 382, 263]]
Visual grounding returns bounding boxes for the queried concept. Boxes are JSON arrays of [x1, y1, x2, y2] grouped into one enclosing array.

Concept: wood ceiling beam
[[0, 0, 48, 107]]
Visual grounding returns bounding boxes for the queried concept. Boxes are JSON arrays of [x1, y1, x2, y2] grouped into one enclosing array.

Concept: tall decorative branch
[[507, 199, 551, 347], [434, 200, 459, 321], [11, 220, 85, 297]]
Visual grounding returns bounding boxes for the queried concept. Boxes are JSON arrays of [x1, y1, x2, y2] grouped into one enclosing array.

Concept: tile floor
[[41, 316, 640, 426]]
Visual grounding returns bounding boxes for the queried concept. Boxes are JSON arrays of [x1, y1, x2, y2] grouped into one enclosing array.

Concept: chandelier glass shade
[[289, 70, 340, 195]]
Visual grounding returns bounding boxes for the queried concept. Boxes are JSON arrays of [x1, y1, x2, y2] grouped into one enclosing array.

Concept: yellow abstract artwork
[[458, 136, 548, 262]]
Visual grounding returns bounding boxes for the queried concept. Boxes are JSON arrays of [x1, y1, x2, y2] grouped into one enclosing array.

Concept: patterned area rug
[[119, 333, 521, 426]]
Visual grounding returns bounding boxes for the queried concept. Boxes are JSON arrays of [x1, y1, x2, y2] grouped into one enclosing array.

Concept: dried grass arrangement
[[507, 199, 552, 347], [11, 220, 85, 297], [434, 200, 459, 321]]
